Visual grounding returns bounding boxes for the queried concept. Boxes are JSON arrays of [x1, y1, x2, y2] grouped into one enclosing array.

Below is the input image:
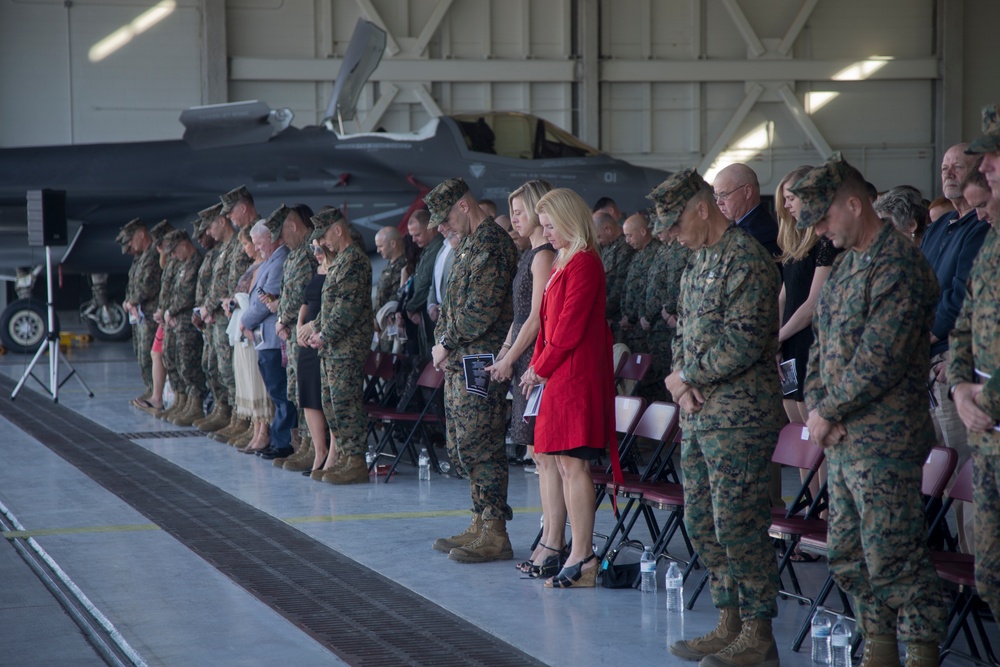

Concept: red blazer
[[531, 249, 616, 454]]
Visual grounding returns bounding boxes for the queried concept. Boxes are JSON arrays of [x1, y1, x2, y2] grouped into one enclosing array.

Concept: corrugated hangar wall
[[1, 0, 998, 200]]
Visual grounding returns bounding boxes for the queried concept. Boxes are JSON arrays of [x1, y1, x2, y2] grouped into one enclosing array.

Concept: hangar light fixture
[[88, 0, 177, 63]]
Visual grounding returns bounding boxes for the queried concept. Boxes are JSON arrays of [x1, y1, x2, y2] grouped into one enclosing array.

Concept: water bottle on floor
[[639, 546, 657, 594], [664, 561, 683, 612], [830, 614, 852, 667], [811, 607, 832, 664], [418, 448, 430, 480]]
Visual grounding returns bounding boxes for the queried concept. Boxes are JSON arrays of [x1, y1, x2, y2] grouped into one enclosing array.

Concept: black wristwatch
[[438, 336, 453, 352], [948, 383, 959, 402]]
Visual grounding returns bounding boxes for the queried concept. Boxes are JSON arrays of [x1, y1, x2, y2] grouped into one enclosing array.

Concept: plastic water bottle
[[664, 562, 683, 612], [830, 615, 852, 667], [639, 546, 657, 594], [418, 448, 430, 480], [811, 607, 832, 664]]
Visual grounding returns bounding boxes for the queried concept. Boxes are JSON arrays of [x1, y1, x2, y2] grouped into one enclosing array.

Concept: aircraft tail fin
[[323, 19, 387, 129]]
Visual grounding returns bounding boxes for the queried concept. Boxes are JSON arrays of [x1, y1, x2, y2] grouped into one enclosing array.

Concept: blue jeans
[[257, 349, 296, 449]]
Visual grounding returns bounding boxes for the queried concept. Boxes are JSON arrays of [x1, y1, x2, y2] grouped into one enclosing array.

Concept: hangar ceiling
[[1, 0, 997, 198]]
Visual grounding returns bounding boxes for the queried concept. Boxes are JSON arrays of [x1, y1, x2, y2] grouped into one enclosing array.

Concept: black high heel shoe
[[544, 553, 598, 589], [517, 544, 567, 577]]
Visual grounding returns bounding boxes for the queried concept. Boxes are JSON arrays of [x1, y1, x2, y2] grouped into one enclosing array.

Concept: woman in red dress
[[520, 188, 617, 589]]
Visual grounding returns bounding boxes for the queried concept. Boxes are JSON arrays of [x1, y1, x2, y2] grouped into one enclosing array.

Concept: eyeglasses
[[311, 245, 323, 254], [713, 185, 746, 202]]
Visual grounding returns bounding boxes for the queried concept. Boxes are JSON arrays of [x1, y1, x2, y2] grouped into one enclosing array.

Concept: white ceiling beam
[[777, 84, 833, 159], [229, 56, 937, 84], [721, 0, 766, 58], [698, 83, 764, 175], [412, 0, 455, 55], [601, 57, 938, 82], [354, 0, 400, 56], [777, 0, 819, 57], [413, 85, 444, 118]]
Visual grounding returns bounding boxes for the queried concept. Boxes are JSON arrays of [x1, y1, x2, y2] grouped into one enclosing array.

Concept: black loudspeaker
[[26, 189, 68, 247]]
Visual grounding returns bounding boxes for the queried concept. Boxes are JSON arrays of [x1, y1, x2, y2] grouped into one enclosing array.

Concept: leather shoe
[[259, 447, 293, 460]]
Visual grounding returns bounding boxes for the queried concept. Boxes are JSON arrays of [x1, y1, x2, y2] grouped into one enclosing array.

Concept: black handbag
[[600, 539, 645, 589]]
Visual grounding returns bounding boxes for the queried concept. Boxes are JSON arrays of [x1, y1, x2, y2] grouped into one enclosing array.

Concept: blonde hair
[[508, 179, 553, 236], [535, 188, 599, 267], [775, 165, 818, 264]]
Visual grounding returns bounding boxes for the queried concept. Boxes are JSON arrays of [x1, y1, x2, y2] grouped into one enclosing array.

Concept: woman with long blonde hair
[[520, 188, 617, 588], [486, 180, 559, 577]]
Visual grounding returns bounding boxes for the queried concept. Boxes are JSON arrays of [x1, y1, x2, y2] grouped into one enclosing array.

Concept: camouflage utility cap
[[149, 219, 175, 243], [310, 208, 345, 241], [116, 218, 144, 244], [264, 205, 291, 238], [198, 203, 223, 221], [646, 169, 709, 230], [789, 153, 856, 230], [220, 185, 251, 214], [966, 104, 1000, 155], [162, 229, 189, 255], [424, 177, 470, 228]]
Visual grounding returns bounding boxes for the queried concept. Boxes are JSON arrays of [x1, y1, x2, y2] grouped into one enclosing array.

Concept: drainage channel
[[0, 377, 548, 667]]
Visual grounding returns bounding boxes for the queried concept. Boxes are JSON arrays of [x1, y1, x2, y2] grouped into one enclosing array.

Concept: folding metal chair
[[366, 361, 445, 482], [615, 353, 652, 396]]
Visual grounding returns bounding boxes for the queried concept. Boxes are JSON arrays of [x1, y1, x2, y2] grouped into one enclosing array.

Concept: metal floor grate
[[0, 379, 547, 667]]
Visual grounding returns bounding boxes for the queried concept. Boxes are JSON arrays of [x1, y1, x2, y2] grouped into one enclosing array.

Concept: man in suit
[[713, 163, 780, 259], [241, 213, 294, 459]]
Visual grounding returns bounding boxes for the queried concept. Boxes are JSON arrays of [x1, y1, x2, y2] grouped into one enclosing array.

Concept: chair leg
[[686, 569, 710, 610], [792, 573, 838, 652]]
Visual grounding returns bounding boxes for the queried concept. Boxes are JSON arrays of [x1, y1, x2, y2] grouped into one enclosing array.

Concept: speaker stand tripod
[[11, 246, 93, 402]]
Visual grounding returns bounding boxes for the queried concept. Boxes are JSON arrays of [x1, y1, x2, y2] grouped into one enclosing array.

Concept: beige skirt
[[233, 341, 273, 420]]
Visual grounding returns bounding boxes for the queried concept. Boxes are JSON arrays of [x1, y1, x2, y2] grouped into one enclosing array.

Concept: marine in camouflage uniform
[[310, 208, 374, 484], [599, 228, 634, 344], [162, 230, 206, 413], [654, 169, 784, 667], [619, 217, 660, 356], [797, 154, 946, 663], [118, 218, 159, 395], [641, 223, 690, 402], [428, 177, 517, 564], [949, 104, 1000, 624], [147, 220, 182, 404], [191, 210, 224, 416]]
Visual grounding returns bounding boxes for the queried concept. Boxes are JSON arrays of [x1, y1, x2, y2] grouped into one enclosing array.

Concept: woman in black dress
[[296, 241, 330, 475], [485, 180, 559, 577], [776, 166, 839, 547]]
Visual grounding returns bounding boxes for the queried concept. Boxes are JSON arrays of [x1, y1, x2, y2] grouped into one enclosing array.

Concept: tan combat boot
[[192, 402, 220, 430], [432, 513, 482, 553], [199, 403, 231, 432], [448, 518, 514, 563], [321, 455, 369, 484], [209, 412, 241, 441], [669, 606, 742, 661], [174, 394, 205, 426], [162, 392, 187, 421], [857, 635, 900, 667], [225, 418, 254, 445], [904, 642, 938, 667], [167, 393, 193, 424], [229, 423, 255, 448], [281, 435, 314, 471], [700, 617, 779, 667]]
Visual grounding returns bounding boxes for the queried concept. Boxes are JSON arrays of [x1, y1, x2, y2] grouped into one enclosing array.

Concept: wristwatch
[[948, 383, 959, 402], [438, 335, 453, 352], [679, 369, 690, 385]]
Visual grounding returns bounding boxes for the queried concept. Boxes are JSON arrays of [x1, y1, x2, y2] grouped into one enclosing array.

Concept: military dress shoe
[[259, 446, 294, 461]]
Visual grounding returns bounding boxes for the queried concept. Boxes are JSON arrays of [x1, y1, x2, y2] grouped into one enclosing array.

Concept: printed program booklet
[[463, 354, 494, 397]]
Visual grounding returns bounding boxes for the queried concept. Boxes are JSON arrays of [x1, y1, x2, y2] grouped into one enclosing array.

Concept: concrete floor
[[0, 338, 978, 667]]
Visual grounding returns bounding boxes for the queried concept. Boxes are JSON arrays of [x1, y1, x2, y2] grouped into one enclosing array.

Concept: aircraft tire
[[85, 302, 131, 342], [0, 299, 58, 354]]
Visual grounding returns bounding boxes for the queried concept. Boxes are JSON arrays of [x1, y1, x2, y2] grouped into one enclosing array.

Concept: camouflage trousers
[[443, 370, 512, 521], [320, 355, 367, 457], [623, 328, 647, 357], [212, 317, 235, 407], [641, 329, 673, 402], [200, 323, 226, 405], [173, 321, 205, 396], [827, 455, 946, 642], [285, 331, 299, 407], [682, 427, 780, 620], [161, 326, 182, 396], [133, 316, 157, 393], [972, 451, 1000, 620]]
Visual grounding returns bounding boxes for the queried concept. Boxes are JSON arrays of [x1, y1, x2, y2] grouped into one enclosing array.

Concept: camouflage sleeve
[[804, 317, 825, 410], [605, 251, 627, 320], [946, 282, 975, 389], [158, 263, 176, 312], [816, 264, 933, 422], [131, 251, 162, 306], [644, 260, 666, 323], [620, 264, 638, 322], [663, 245, 688, 316], [683, 262, 776, 387], [278, 248, 315, 327], [195, 250, 214, 303], [443, 246, 507, 348], [319, 252, 368, 348], [171, 256, 201, 315]]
